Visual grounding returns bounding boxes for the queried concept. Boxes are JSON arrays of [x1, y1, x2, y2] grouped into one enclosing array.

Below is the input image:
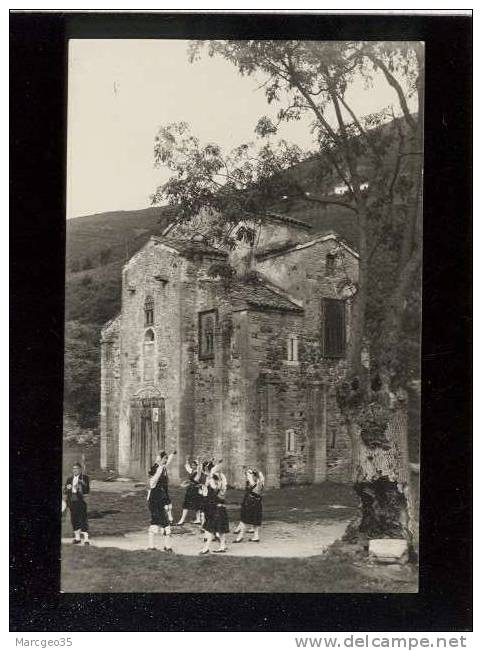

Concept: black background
[[10, 11, 472, 632]]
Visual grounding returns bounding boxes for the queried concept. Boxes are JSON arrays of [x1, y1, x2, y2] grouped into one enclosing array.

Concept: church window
[[286, 429, 296, 453], [198, 309, 217, 360], [143, 329, 155, 381], [144, 295, 154, 326], [326, 252, 336, 276], [286, 334, 299, 363], [321, 298, 346, 357]]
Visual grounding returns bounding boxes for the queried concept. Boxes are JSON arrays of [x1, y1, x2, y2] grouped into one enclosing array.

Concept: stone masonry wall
[[103, 231, 358, 487], [187, 278, 248, 487], [100, 315, 121, 470], [244, 308, 353, 486], [117, 239, 186, 481], [255, 238, 359, 483]]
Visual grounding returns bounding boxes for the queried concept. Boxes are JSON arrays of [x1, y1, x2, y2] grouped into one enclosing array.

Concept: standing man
[[147, 450, 177, 551], [64, 462, 90, 545]]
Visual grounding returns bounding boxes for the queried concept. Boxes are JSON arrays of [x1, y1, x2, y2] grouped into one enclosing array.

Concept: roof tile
[[228, 279, 303, 313]]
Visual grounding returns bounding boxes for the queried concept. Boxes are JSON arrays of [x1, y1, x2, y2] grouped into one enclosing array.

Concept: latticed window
[[322, 298, 346, 357], [326, 252, 336, 276], [286, 429, 296, 453], [198, 309, 217, 360], [143, 329, 155, 381], [286, 334, 299, 362], [144, 295, 154, 326]]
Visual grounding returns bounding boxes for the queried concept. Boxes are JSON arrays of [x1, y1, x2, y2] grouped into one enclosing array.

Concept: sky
[[67, 40, 418, 219]]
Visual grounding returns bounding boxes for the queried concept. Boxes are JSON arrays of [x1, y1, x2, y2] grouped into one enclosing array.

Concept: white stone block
[[369, 538, 409, 564]]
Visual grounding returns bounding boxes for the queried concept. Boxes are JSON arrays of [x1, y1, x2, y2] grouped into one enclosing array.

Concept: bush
[[64, 321, 101, 428]]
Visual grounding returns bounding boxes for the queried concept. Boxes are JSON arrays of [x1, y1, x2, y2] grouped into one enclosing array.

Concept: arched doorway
[[129, 390, 165, 477]]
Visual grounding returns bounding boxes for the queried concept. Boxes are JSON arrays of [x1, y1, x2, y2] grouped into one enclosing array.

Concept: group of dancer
[[147, 450, 264, 554], [64, 450, 265, 555]]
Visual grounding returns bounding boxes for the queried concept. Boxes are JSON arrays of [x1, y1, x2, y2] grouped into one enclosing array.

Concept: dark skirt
[[240, 493, 262, 526], [198, 494, 208, 514], [70, 499, 88, 532], [204, 503, 230, 534], [183, 484, 200, 511], [150, 485, 170, 508], [148, 497, 170, 527]]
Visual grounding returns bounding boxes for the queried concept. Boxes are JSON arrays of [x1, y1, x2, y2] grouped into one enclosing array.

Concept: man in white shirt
[[64, 462, 90, 545]]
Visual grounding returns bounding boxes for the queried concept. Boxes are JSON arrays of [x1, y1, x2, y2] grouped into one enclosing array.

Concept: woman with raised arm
[[199, 460, 229, 554], [177, 457, 202, 525], [197, 457, 215, 532], [146, 450, 176, 552], [233, 468, 264, 543]]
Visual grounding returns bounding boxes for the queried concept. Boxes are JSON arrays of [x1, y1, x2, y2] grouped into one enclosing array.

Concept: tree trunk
[[345, 394, 412, 542], [342, 241, 421, 546]]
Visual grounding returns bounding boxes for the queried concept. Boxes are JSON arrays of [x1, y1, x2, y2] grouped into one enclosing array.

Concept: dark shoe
[[72, 539, 81, 545], [232, 538, 244, 543], [164, 547, 174, 553], [83, 541, 90, 546], [249, 538, 260, 543], [147, 547, 158, 551]]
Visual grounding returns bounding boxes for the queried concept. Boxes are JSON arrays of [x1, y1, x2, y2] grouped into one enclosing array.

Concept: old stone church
[[100, 211, 359, 488]]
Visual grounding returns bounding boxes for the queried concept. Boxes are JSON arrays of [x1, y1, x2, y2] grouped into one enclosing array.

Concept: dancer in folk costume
[[64, 462, 91, 545], [177, 457, 202, 525], [233, 468, 264, 543], [149, 449, 175, 524], [197, 458, 215, 531], [199, 460, 229, 554], [147, 450, 176, 552]]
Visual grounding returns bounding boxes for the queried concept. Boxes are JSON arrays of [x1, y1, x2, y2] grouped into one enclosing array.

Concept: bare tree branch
[[336, 93, 383, 164], [366, 53, 417, 132]]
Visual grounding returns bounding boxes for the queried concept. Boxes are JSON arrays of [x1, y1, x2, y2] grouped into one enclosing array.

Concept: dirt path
[[61, 518, 349, 558]]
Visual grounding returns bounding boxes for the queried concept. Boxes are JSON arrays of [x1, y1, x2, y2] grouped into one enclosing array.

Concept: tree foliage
[[151, 121, 307, 250], [64, 320, 101, 428], [153, 40, 423, 389]]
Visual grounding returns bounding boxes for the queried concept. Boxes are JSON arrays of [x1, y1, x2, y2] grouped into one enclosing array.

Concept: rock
[[369, 538, 409, 565]]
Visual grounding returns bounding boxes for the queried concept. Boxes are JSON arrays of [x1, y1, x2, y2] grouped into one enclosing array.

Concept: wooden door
[[130, 397, 165, 477]]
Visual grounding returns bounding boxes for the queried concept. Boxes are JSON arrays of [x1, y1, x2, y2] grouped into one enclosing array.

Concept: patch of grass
[[61, 546, 418, 593], [62, 482, 358, 538], [61, 483, 418, 593]]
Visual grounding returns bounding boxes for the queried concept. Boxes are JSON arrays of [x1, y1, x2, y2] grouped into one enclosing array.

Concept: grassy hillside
[[67, 206, 175, 274], [66, 206, 177, 322]]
